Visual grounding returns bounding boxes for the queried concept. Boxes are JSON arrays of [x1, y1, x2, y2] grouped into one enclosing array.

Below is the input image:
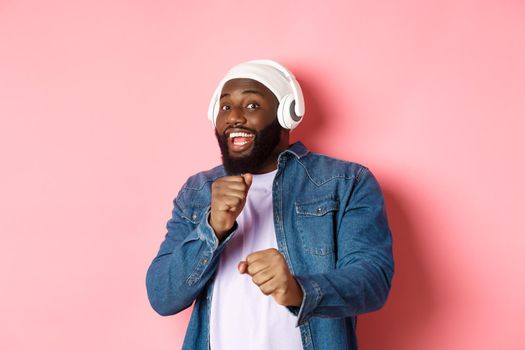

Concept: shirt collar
[[282, 141, 309, 159]]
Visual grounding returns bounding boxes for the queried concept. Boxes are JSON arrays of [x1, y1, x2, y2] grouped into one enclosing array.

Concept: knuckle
[[261, 286, 271, 295], [269, 248, 279, 255]]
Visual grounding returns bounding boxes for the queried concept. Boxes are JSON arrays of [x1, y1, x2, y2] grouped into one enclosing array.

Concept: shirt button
[[202, 258, 208, 264], [317, 207, 323, 213], [191, 213, 198, 221]]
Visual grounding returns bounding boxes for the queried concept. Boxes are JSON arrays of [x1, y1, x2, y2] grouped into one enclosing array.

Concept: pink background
[[1, 1, 524, 349]]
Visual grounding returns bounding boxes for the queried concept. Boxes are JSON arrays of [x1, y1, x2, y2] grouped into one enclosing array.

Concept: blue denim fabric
[[146, 141, 394, 350]]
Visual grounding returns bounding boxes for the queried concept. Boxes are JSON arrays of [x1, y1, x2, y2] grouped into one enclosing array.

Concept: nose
[[226, 106, 246, 126]]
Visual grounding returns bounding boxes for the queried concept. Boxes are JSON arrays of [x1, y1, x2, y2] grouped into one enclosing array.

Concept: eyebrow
[[220, 89, 263, 99]]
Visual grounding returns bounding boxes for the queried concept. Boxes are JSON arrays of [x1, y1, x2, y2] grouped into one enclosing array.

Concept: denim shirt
[[146, 141, 394, 350]]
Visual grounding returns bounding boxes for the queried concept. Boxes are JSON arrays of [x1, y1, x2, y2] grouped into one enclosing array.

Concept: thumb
[[242, 173, 253, 189], [238, 261, 248, 274]]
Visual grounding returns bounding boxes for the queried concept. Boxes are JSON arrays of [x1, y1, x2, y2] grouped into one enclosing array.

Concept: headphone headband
[[249, 59, 305, 117], [207, 59, 305, 130]]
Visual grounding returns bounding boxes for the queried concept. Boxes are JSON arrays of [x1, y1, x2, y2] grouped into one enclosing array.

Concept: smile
[[227, 131, 255, 152], [229, 132, 255, 145]]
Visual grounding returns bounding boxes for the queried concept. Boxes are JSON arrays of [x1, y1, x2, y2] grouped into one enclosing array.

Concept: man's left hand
[[238, 248, 303, 307]]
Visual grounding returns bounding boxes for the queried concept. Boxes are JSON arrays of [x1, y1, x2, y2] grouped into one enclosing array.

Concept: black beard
[[215, 118, 283, 175]]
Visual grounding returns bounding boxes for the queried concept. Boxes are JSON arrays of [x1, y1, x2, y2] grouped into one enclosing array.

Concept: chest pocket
[[295, 196, 339, 256]]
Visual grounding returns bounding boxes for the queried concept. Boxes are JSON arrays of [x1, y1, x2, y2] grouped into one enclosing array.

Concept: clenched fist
[[238, 248, 304, 307], [209, 174, 252, 241]]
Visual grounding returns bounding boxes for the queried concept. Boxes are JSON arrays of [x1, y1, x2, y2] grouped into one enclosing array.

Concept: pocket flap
[[181, 206, 206, 224], [295, 197, 339, 216]]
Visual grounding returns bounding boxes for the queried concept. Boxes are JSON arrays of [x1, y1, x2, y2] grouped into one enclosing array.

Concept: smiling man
[[146, 59, 394, 350], [214, 78, 285, 175]]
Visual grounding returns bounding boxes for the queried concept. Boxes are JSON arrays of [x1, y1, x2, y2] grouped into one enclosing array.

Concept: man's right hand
[[209, 174, 252, 240]]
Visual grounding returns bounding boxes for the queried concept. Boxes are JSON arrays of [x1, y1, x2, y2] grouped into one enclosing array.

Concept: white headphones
[[207, 59, 305, 130]]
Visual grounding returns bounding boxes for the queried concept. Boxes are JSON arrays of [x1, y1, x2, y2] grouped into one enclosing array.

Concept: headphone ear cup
[[212, 99, 220, 127], [288, 100, 301, 122], [277, 97, 287, 129], [208, 85, 223, 127], [277, 94, 302, 129]]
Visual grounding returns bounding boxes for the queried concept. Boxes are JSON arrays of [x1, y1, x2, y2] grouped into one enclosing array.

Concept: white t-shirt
[[209, 170, 303, 350]]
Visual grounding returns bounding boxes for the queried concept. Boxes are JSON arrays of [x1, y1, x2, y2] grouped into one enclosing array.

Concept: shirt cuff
[[202, 209, 238, 250], [184, 208, 238, 286], [286, 275, 323, 327]]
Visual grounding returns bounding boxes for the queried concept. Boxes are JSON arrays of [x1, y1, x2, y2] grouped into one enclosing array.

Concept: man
[[146, 59, 394, 350]]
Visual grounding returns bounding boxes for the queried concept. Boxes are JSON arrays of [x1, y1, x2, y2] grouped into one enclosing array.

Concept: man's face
[[214, 78, 283, 174]]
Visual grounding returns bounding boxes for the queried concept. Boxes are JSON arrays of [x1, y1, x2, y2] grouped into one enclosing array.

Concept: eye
[[246, 102, 259, 110], [220, 105, 231, 111]]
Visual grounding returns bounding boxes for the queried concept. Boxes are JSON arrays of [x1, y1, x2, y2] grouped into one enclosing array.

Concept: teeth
[[234, 140, 249, 146], [229, 132, 254, 138]]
